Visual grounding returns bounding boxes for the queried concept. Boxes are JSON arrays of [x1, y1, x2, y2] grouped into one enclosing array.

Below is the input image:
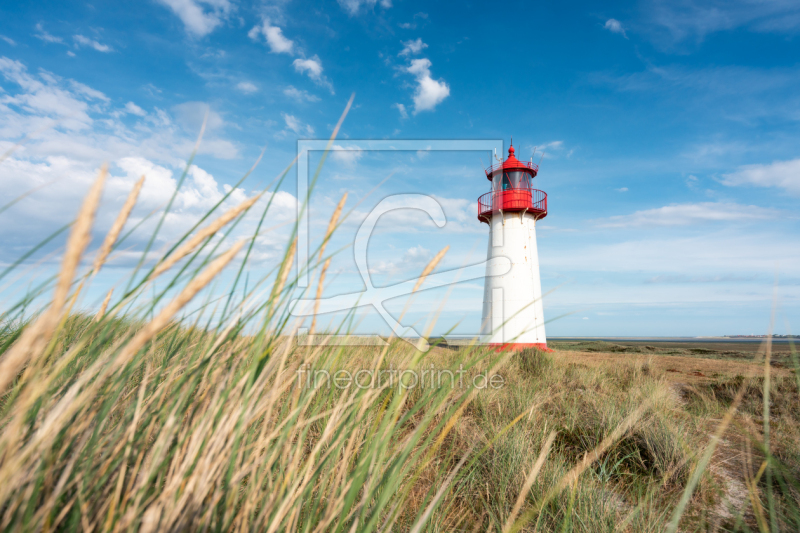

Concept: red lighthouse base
[[487, 343, 553, 353]]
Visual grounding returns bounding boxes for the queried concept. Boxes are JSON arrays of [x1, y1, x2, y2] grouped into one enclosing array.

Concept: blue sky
[[1, 0, 799, 337]]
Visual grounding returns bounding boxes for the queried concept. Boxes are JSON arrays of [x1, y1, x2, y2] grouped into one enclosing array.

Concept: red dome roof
[[484, 143, 538, 180]]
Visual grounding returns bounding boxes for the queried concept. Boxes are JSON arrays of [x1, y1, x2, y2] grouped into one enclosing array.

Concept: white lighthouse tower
[[479, 141, 548, 350]]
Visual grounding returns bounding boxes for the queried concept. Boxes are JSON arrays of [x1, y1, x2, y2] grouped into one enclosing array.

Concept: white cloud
[[0, 57, 240, 166], [646, 0, 800, 46], [398, 12, 428, 30], [594, 63, 800, 123], [2, 80, 234, 174], [603, 18, 628, 38], [281, 113, 314, 136], [330, 144, 363, 166], [540, 140, 563, 150], [156, 0, 232, 37], [236, 81, 258, 93], [545, 232, 800, 281], [172, 101, 226, 133], [143, 83, 162, 96], [720, 159, 800, 195], [529, 140, 564, 158], [293, 55, 334, 93], [405, 58, 450, 114], [33, 23, 63, 44], [283, 85, 320, 102], [369, 245, 431, 276], [73, 35, 112, 52], [69, 80, 110, 102], [0, 153, 298, 269], [0, 60, 288, 266], [595, 202, 781, 228], [293, 56, 322, 78], [337, 0, 389, 16], [124, 101, 146, 116], [1, 35, 16, 46], [249, 19, 294, 55], [393, 102, 408, 119], [0, 57, 97, 130], [399, 38, 427, 56], [616, 187, 628, 192], [247, 20, 333, 94], [343, 194, 481, 238]]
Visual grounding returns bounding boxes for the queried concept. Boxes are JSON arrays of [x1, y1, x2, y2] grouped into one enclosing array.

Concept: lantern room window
[[507, 171, 524, 189], [494, 171, 531, 190]]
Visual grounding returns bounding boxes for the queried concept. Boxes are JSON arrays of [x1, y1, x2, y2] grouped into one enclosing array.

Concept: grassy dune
[[2, 310, 799, 531], [1, 125, 799, 531]]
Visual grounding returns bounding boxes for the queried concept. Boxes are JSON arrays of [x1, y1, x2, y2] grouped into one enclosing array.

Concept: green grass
[[4, 310, 798, 530]]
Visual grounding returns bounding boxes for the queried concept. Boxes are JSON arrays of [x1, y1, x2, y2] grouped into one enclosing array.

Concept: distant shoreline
[[548, 336, 797, 344]]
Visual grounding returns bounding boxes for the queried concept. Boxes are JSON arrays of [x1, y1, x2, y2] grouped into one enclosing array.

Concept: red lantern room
[[478, 142, 547, 223]]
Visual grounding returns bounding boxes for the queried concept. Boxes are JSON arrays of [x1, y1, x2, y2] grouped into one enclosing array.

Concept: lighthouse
[[478, 141, 548, 350]]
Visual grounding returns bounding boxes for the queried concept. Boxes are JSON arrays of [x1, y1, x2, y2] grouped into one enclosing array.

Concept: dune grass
[[3, 307, 798, 531], [1, 118, 799, 531]]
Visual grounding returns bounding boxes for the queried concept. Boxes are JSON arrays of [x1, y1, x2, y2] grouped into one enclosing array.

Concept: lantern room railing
[[484, 160, 539, 179], [477, 187, 547, 222]]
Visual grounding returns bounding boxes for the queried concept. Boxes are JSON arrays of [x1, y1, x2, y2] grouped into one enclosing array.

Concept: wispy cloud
[[172, 101, 226, 133], [405, 58, 449, 114], [337, 0, 391, 17], [368, 245, 430, 275], [646, 0, 800, 47], [73, 35, 112, 52], [330, 145, 363, 166], [33, 23, 63, 44], [398, 12, 428, 30], [0, 35, 16, 46], [398, 38, 427, 56], [545, 231, 800, 277], [236, 81, 258, 93], [292, 56, 321, 77], [283, 85, 320, 102], [123, 101, 146, 116], [593, 63, 800, 122], [595, 201, 781, 227], [281, 113, 314, 136], [721, 158, 800, 195], [246, 19, 332, 94], [603, 18, 628, 38], [0, 56, 102, 129], [392, 102, 408, 119], [155, 0, 232, 37], [248, 18, 294, 54], [602, 64, 800, 94], [293, 55, 334, 94], [645, 274, 757, 284]]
